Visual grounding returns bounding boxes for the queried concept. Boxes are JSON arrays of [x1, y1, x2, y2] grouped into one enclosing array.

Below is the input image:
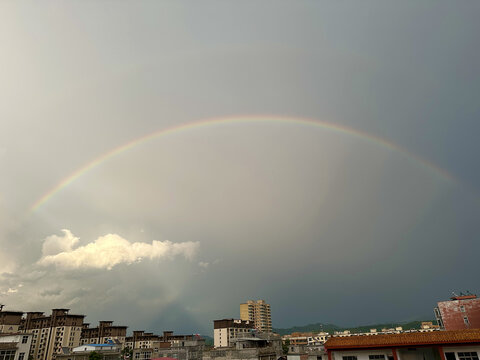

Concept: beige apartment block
[[124, 330, 198, 352], [22, 309, 85, 360], [240, 300, 272, 333], [80, 321, 127, 346]]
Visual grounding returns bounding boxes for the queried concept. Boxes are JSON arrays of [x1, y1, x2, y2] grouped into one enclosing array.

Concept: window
[[458, 353, 479, 360], [22, 336, 29, 344], [369, 356, 385, 360], [0, 350, 16, 360], [343, 357, 357, 360], [460, 306, 466, 312], [18, 354, 25, 360], [464, 317, 470, 325], [445, 353, 456, 360]]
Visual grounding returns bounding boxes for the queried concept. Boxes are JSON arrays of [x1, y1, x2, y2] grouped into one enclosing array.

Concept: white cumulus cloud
[[42, 229, 79, 256], [38, 231, 199, 270]]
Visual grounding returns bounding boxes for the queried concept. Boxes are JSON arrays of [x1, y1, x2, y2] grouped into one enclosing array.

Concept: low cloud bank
[[38, 230, 199, 270]]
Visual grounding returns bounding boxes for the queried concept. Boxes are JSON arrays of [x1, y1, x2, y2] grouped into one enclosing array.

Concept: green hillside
[[273, 320, 435, 336]]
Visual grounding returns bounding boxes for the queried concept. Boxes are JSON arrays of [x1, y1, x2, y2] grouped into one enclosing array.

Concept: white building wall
[[214, 328, 228, 348], [331, 346, 480, 360], [442, 346, 480, 360], [72, 345, 117, 352], [332, 349, 393, 360]]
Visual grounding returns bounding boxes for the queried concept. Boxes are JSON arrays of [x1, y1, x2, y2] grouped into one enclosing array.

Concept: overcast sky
[[1, 1, 479, 335]]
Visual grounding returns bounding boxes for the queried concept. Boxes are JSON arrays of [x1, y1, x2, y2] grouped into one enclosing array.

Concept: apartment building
[[125, 331, 198, 352], [0, 333, 33, 360], [0, 310, 23, 334], [282, 332, 329, 348], [214, 319, 254, 348], [80, 321, 127, 346], [125, 331, 162, 350], [205, 332, 282, 360], [132, 336, 205, 360], [240, 300, 272, 333], [287, 333, 310, 346], [22, 309, 85, 360], [126, 331, 203, 360], [435, 294, 480, 330]]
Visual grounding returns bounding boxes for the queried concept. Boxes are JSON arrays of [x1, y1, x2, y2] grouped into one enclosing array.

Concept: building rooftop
[[450, 295, 477, 301], [324, 329, 480, 350], [0, 310, 24, 315], [84, 344, 118, 347]]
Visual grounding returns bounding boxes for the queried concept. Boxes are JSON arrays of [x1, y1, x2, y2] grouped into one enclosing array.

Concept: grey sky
[[0, 1, 479, 335]]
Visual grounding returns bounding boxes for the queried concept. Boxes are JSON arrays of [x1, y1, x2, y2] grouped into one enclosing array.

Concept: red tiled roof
[[324, 330, 480, 350]]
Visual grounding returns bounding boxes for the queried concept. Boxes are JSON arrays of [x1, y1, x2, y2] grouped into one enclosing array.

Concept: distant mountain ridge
[[273, 320, 435, 336], [202, 335, 214, 346]]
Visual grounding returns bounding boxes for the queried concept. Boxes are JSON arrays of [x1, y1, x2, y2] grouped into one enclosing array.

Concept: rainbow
[[29, 114, 455, 212]]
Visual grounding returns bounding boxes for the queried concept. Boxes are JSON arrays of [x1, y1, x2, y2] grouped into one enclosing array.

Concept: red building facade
[[435, 295, 480, 330]]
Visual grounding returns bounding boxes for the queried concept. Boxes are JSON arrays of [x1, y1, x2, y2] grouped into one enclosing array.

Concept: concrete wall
[[154, 346, 204, 360], [288, 354, 310, 360], [204, 347, 280, 360]]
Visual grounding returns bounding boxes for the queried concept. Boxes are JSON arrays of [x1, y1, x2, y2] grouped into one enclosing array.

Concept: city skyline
[[1, 1, 480, 336]]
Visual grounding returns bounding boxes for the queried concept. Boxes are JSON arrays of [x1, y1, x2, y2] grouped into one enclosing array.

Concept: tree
[[282, 339, 290, 355], [89, 351, 103, 360], [121, 346, 133, 359]]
